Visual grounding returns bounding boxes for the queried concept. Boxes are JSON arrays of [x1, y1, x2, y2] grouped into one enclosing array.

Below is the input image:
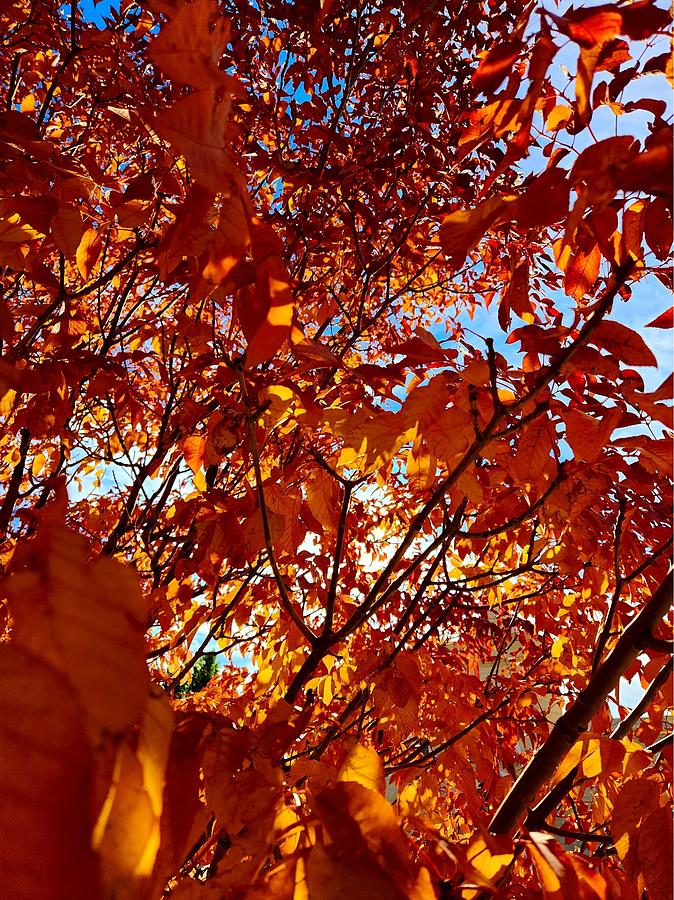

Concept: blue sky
[[80, 0, 115, 26]]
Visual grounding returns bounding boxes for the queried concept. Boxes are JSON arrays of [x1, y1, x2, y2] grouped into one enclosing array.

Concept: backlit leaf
[[76, 227, 102, 279], [337, 742, 386, 794], [591, 320, 658, 367]]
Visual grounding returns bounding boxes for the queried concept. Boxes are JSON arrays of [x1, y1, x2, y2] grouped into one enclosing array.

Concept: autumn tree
[[0, 0, 672, 897]]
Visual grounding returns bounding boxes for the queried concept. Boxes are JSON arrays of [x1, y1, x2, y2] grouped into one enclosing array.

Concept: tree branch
[[490, 566, 673, 835], [0, 427, 30, 539], [611, 659, 672, 741], [324, 481, 352, 635]]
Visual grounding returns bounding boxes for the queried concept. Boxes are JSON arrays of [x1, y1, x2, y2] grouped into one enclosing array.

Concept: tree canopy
[[0, 0, 672, 897]]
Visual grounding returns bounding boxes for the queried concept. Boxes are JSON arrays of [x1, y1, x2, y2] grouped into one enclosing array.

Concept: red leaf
[[644, 198, 673, 261], [591, 320, 658, 367], [554, 6, 623, 48], [646, 308, 674, 329], [238, 225, 295, 367], [472, 40, 523, 94], [620, 1, 672, 41]]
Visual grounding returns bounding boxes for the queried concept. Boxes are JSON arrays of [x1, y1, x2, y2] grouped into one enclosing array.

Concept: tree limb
[[490, 566, 673, 835]]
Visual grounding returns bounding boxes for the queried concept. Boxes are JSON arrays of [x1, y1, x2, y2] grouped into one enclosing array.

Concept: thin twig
[[238, 367, 315, 644]]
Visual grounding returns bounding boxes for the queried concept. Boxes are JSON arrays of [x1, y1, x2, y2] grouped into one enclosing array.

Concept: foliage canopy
[[0, 0, 672, 897]]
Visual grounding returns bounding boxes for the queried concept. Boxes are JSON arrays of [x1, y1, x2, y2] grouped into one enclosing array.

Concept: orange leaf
[[564, 407, 622, 464], [337, 742, 386, 794], [528, 832, 608, 899], [621, 199, 646, 262], [591, 320, 658, 367], [51, 205, 86, 258], [638, 805, 674, 900], [5, 524, 150, 746], [148, 715, 211, 897], [182, 435, 206, 474], [545, 104, 573, 132], [76, 227, 102, 279], [472, 40, 523, 94], [563, 243, 601, 300], [512, 415, 555, 487], [554, 7, 623, 48], [313, 782, 435, 899], [93, 688, 173, 894], [154, 90, 242, 194], [0, 645, 101, 899], [440, 195, 516, 266], [500, 259, 532, 330], [238, 225, 295, 367], [610, 777, 662, 878], [149, 0, 230, 90]]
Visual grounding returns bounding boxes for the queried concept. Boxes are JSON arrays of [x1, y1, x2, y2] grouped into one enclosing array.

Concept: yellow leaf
[[31, 452, 46, 477], [0, 388, 16, 417], [273, 806, 302, 857], [463, 831, 514, 896], [338, 743, 385, 795], [545, 104, 573, 132], [93, 689, 173, 894]]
